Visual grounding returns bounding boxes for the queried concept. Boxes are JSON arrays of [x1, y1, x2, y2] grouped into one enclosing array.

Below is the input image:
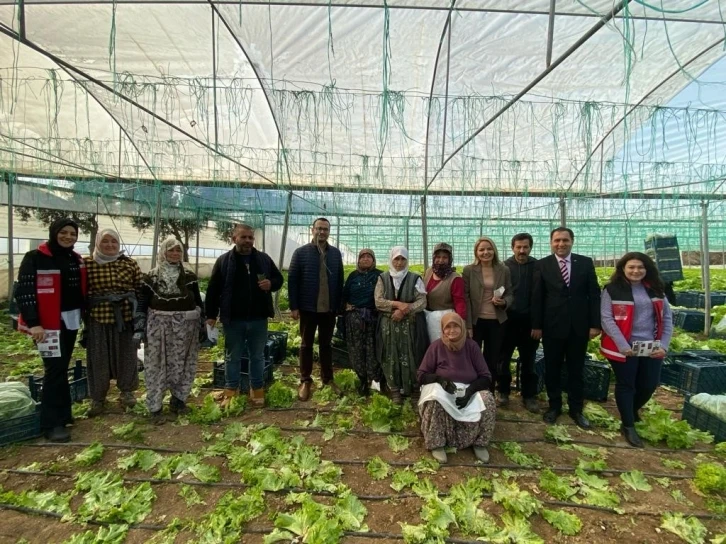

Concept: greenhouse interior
[[5, 2, 726, 544]]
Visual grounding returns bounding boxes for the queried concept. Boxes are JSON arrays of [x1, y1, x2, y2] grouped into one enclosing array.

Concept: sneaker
[[498, 393, 510, 407], [87, 400, 105, 418], [523, 397, 541, 414], [120, 392, 137, 409], [45, 426, 71, 443], [473, 446, 490, 463], [150, 410, 165, 425], [431, 448, 448, 463]]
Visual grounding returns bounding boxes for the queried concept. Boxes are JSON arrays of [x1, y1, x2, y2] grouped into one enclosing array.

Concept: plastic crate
[[682, 400, 726, 443], [698, 291, 726, 309], [678, 360, 726, 395], [28, 360, 88, 403], [213, 357, 274, 392], [267, 331, 288, 363], [534, 352, 611, 401], [645, 235, 679, 250], [332, 344, 350, 368], [660, 351, 708, 388], [0, 405, 42, 447], [675, 310, 707, 332], [675, 291, 701, 309]]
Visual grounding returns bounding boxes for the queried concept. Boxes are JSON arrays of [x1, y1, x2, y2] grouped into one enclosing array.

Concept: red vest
[[600, 282, 664, 363], [17, 243, 87, 333]]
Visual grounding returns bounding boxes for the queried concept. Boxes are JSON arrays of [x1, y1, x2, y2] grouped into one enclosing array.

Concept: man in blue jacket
[[289, 217, 345, 401], [206, 224, 284, 408]]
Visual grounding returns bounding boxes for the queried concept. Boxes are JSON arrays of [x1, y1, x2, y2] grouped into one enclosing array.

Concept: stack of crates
[[644, 234, 684, 282], [533, 351, 611, 402], [661, 350, 726, 395]]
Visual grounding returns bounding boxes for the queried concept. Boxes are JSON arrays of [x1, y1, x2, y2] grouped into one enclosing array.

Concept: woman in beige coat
[[462, 237, 513, 397]]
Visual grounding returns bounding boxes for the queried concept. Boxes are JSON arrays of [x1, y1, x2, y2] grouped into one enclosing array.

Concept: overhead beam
[[7, 170, 726, 200], [5, 1, 725, 27]]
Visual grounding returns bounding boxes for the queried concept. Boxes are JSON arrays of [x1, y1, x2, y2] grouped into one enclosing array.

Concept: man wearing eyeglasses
[[288, 217, 345, 401]]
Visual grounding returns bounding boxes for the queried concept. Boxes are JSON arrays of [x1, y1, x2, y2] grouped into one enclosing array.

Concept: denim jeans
[[223, 318, 268, 390]]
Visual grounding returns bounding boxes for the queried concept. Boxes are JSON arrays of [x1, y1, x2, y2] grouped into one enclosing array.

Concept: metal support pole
[[211, 8, 219, 152], [195, 209, 201, 276], [421, 196, 429, 270], [150, 186, 163, 268], [275, 192, 293, 312], [702, 201, 711, 335], [261, 213, 266, 253], [624, 221, 629, 253], [559, 196, 566, 226], [336, 216, 341, 248], [18, 0, 26, 40], [545, 0, 556, 67], [405, 219, 410, 249], [6, 172, 14, 297]]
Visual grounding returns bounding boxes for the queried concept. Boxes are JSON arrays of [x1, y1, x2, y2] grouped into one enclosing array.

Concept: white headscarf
[[389, 246, 409, 291], [93, 229, 122, 265]]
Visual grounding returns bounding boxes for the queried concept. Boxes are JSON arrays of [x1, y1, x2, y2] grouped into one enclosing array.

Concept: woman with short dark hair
[[600, 251, 673, 448]]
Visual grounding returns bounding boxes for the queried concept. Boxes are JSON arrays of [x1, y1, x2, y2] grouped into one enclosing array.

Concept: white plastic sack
[[418, 382, 485, 422], [0, 382, 36, 421], [690, 393, 726, 419], [425, 309, 454, 342], [714, 315, 726, 335]]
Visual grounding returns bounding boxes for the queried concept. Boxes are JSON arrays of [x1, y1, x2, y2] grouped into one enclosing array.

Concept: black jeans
[[542, 333, 588, 414], [40, 325, 78, 431], [609, 356, 663, 427], [299, 311, 336, 384], [499, 315, 540, 398], [473, 318, 504, 392]]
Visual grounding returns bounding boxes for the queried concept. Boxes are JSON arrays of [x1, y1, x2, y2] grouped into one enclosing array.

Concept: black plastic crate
[[645, 235, 679, 250], [213, 358, 274, 392], [682, 400, 726, 442], [28, 360, 88, 403], [661, 351, 708, 388], [676, 310, 707, 332], [678, 360, 726, 395], [267, 331, 288, 363], [534, 352, 611, 401], [675, 291, 701, 309], [698, 291, 726, 309], [0, 405, 41, 447], [332, 344, 350, 368]]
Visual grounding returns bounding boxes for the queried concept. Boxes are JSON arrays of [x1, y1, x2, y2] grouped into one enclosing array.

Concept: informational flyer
[[632, 340, 661, 357], [36, 330, 62, 358]]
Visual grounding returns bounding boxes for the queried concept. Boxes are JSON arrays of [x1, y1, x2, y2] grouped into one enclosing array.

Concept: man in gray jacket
[[499, 233, 540, 413]]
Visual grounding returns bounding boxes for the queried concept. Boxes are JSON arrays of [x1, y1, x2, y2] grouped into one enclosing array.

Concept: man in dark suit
[[531, 227, 601, 428]]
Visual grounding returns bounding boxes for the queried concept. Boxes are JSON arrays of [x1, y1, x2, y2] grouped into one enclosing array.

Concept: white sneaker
[[431, 448, 448, 463], [473, 446, 490, 463]]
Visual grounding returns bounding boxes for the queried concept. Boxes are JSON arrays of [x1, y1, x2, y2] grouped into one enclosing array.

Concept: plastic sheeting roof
[[1, 1, 726, 200]]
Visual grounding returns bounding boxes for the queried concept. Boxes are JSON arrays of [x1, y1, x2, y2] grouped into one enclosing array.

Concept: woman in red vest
[[600, 252, 672, 448], [16, 218, 87, 442]]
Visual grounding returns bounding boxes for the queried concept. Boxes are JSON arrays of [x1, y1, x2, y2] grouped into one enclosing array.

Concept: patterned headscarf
[[357, 248, 376, 273], [154, 236, 184, 295], [93, 228, 122, 265], [431, 242, 454, 279]]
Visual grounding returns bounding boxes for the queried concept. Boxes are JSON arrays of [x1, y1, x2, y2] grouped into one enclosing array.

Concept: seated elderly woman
[[417, 313, 496, 464]]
